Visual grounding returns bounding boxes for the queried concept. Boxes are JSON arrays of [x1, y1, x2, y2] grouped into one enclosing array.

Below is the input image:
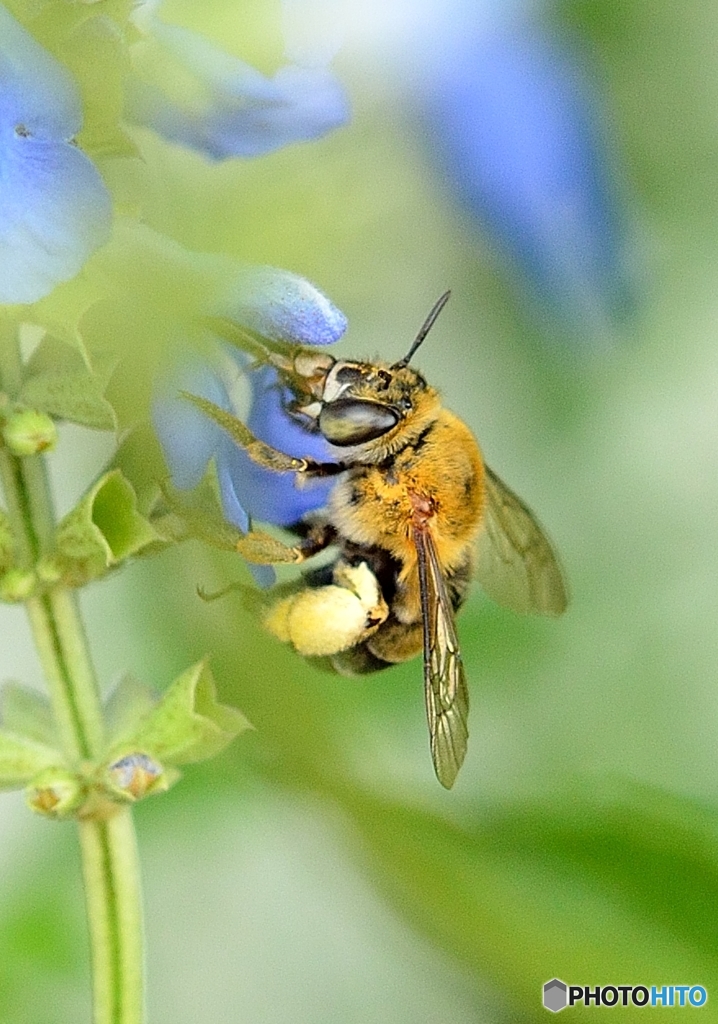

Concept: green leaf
[[114, 661, 251, 766], [48, 469, 161, 586], [19, 372, 116, 430], [337, 781, 718, 1019], [0, 683, 57, 747], [0, 731, 64, 791], [20, 336, 117, 430]]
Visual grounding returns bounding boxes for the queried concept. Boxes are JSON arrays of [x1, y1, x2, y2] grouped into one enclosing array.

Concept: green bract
[[0, 731, 63, 790], [110, 660, 252, 768], [45, 469, 160, 587]]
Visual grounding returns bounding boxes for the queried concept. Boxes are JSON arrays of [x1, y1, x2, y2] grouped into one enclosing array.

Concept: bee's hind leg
[[264, 561, 389, 658]]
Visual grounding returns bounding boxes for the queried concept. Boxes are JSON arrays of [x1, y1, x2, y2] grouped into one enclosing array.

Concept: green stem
[[79, 812, 145, 1024], [0, 329, 144, 1024]]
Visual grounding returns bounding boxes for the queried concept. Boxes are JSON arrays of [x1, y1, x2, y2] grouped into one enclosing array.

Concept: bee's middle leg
[[235, 521, 336, 565], [264, 561, 389, 657]]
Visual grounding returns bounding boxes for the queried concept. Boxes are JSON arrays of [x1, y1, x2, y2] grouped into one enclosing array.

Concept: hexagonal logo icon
[[543, 978, 568, 1012]]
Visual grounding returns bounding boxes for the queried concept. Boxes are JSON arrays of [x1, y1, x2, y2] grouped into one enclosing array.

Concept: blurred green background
[[4, 0, 718, 1020]]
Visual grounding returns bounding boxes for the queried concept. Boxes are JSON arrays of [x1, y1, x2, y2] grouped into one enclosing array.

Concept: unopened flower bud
[[3, 408, 57, 456], [0, 568, 36, 602], [26, 768, 84, 818], [105, 752, 167, 801]]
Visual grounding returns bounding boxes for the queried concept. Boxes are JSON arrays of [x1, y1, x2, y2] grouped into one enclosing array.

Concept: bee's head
[[316, 292, 451, 455]]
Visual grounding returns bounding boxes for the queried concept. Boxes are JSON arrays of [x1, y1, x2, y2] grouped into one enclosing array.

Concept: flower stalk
[[0, 327, 144, 1024]]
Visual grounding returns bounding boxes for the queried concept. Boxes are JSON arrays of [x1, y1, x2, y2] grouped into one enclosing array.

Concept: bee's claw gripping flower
[[0, 6, 111, 304]]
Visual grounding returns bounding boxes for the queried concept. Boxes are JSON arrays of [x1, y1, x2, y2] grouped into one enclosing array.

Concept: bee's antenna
[[392, 290, 451, 369]]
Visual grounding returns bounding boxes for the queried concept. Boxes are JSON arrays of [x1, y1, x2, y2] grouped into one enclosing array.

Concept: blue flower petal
[[152, 357, 230, 490], [215, 440, 250, 534], [127, 17, 348, 161], [221, 267, 348, 346], [215, 365, 335, 527], [416, 22, 629, 328], [0, 6, 112, 304]]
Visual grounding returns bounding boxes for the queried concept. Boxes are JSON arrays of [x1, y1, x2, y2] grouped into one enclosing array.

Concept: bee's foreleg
[[181, 393, 345, 478], [263, 561, 389, 657]]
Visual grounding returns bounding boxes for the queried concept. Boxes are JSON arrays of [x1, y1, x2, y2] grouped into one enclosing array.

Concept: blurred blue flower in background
[[0, 5, 112, 305], [153, 269, 345, 581], [128, 0, 349, 160], [404, 1, 631, 332]]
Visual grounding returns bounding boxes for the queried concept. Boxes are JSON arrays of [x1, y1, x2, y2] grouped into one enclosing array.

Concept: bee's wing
[[413, 525, 469, 789], [476, 464, 568, 616]]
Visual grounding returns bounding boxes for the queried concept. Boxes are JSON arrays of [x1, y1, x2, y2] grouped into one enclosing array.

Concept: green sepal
[[1, 682, 58, 747], [109, 424, 168, 518], [26, 767, 85, 819], [20, 337, 117, 430], [45, 469, 161, 586], [112, 660, 252, 766], [57, 12, 137, 160], [21, 3, 136, 160], [0, 568, 37, 603], [0, 730, 64, 791]]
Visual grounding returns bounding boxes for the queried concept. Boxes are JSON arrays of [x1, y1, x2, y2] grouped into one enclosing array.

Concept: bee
[[186, 292, 567, 788]]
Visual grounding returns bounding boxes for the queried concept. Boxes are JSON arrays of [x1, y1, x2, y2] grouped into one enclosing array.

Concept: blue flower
[[0, 5, 112, 305], [410, 7, 630, 332], [216, 363, 336, 529], [153, 269, 346, 580], [127, 2, 349, 160]]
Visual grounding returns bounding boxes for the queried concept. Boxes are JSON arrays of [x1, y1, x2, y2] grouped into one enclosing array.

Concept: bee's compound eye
[[319, 399, 399, 446]]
